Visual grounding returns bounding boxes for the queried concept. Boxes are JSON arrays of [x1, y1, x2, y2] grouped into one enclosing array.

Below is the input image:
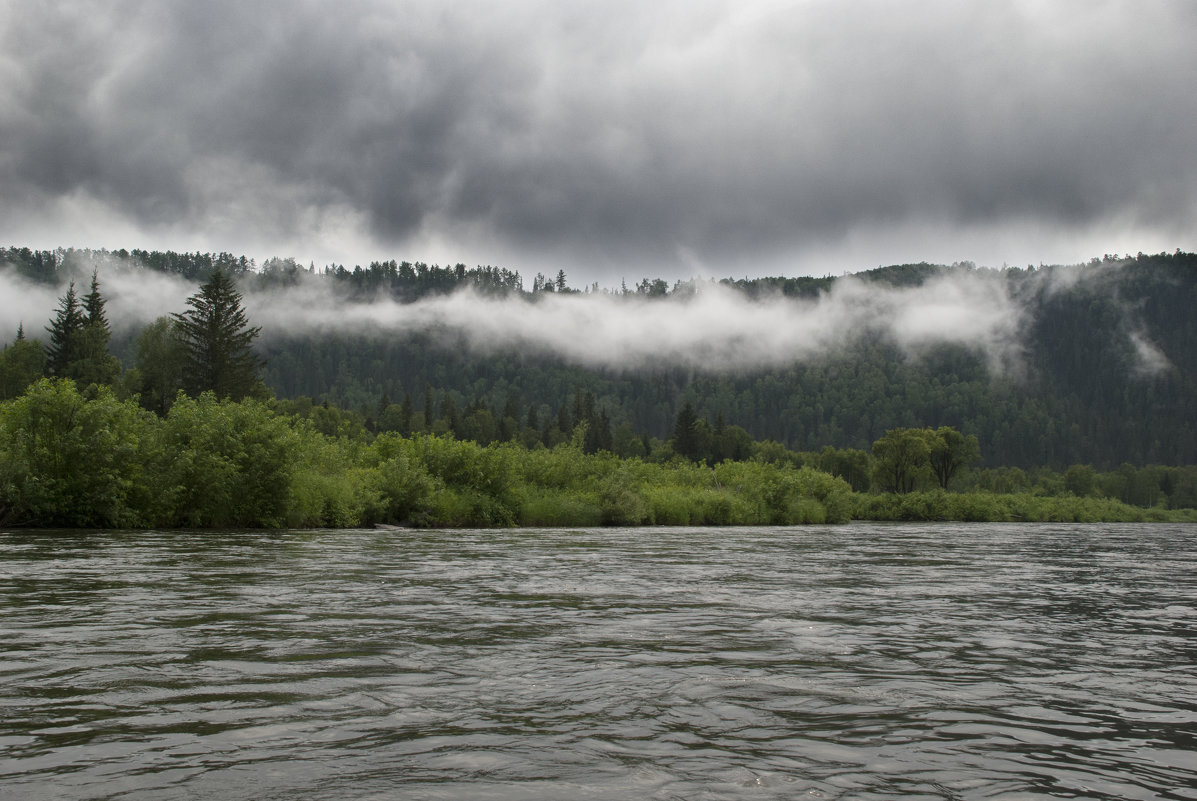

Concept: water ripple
[[1, 523, 1195, 800]]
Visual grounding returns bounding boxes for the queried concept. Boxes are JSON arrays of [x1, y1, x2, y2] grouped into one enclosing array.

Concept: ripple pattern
[[1, 524, 1195, 800]]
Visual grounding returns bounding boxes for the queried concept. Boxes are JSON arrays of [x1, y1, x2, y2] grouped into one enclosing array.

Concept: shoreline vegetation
[[2, 379, 1194, 530], [2, 251, 1196, 529]]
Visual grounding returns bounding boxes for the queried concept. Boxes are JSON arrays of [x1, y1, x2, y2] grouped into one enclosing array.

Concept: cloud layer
[[246, 274, 1026, 373], [2, 1, 1196, 280], [2, 259, 1025, 373]]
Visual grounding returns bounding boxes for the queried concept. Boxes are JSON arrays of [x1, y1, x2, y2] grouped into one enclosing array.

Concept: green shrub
[[519, 487, 603, 527], [154, 393, 298, 527], [0, 379, 155, 527]]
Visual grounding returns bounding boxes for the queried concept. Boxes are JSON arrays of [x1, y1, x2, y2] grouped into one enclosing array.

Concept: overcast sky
[[2, 0, 1194, 285]]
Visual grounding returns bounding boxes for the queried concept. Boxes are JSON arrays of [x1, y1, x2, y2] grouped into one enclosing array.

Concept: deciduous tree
[[927, 426, 980, 490], [871, 427, 932, 493]]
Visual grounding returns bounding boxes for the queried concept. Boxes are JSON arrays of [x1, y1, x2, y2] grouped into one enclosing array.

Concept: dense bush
[[0, 379, 153, 526], [0, 379, 1193, 529]]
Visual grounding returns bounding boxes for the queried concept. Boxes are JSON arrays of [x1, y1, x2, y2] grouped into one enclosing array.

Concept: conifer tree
[[172, 270, 263, 400], [672, 401, 700, 461], [45, 282, 84, 377], [71, 270, 121, 387], [82, 269, 109, 331], [1, 325, 46, 399]]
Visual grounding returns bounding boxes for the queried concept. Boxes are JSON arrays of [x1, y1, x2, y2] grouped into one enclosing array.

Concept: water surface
[[2, 523, 1195, 799]]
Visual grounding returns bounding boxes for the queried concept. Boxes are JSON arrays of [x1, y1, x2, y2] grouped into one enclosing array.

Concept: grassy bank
[[852, 490, 1197, 524]]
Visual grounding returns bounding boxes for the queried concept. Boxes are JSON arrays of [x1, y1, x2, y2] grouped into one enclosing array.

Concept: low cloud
[[0, 261, 194, 339], [1128, 330, 1171, 377], [245, 271, 1029, 373], [4, 256, 1174, 380]]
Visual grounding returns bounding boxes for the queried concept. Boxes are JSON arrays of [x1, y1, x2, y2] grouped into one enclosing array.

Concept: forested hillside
[[3, 247, 1195, 470], [252, 252, 1196, 469]]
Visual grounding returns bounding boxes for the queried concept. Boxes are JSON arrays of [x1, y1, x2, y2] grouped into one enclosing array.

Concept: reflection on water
[[1, 524, 1195, 800]]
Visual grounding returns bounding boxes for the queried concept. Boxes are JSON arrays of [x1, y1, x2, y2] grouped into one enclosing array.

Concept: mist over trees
[[1, 246, 1195, 472]]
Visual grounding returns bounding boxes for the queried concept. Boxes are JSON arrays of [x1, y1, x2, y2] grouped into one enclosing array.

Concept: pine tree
[[82, 269, 109, 331], [45, 282, 84, 377], [672, 401, 700, 461], [172, 270, 263, 400], [71, 269, 121, 387]]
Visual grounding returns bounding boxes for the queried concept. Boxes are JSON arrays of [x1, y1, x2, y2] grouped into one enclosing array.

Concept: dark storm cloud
[[1, 1, 1195, 278]]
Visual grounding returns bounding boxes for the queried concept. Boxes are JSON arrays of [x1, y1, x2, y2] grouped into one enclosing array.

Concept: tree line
[[2, 267, 264, 409], [4, 376, 1195, 529], [2, 246, 1196, 528]]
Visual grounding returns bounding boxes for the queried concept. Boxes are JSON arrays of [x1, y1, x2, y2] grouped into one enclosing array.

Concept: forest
[[1, 246, 1195, 528]]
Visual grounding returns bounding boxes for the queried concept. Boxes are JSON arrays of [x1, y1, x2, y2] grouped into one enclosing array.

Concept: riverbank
[[2, 379, 1194, 529]]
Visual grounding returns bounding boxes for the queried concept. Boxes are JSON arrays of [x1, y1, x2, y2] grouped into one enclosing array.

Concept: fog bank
[[2, 262, 1031, 372]]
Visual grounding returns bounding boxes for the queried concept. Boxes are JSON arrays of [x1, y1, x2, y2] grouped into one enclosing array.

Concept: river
[[2, 523, 1195, 800]]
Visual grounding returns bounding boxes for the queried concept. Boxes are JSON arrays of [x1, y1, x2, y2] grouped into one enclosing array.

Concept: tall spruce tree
[[672, 401, 700, 461], [45, 282, 84, 377], [172, 270, 263, 400], [71, 270, 121, 387], [82, 269, 109, 331]]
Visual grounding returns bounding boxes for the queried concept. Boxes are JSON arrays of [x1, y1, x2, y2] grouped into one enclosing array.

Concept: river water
[[1, 523, 1195, 800]]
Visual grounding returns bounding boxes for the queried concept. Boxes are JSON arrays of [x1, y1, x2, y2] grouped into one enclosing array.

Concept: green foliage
[[43, 275, 120, 387], [44, 282, 84, 376], [359, 433, 437, 525], [173, 270, 263, 401], [671, 402, 700, 461], [0, 336, 46, 400], [398, 435, 519, 526], [927, 426, 980, 489], [129, 317, 186, 415], [850, 489, 1190, 523], [1064, 464, 1097, 497], [68, 324, 122, 388], [598, 470, 649, 525], [711, 461, 852, 524], [11, 276, 1197, 525], [871, 427, 933, 493], [251, 251, 1197, 470], [0, 361, 1193, 530], [817, 446, 871, 492], [154, 393, 296, 527], [9, 247, 1197, 471], [285, 429, 377, 528], [518, 487, 603, 527], [0, 379, 153, 526]]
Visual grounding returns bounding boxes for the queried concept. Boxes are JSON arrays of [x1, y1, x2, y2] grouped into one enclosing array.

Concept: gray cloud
[[246, 272, 1028, 374], [0, 258, 1025, 373], [4, 255, 1175, 380], [2, 1, 1195, 281]]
